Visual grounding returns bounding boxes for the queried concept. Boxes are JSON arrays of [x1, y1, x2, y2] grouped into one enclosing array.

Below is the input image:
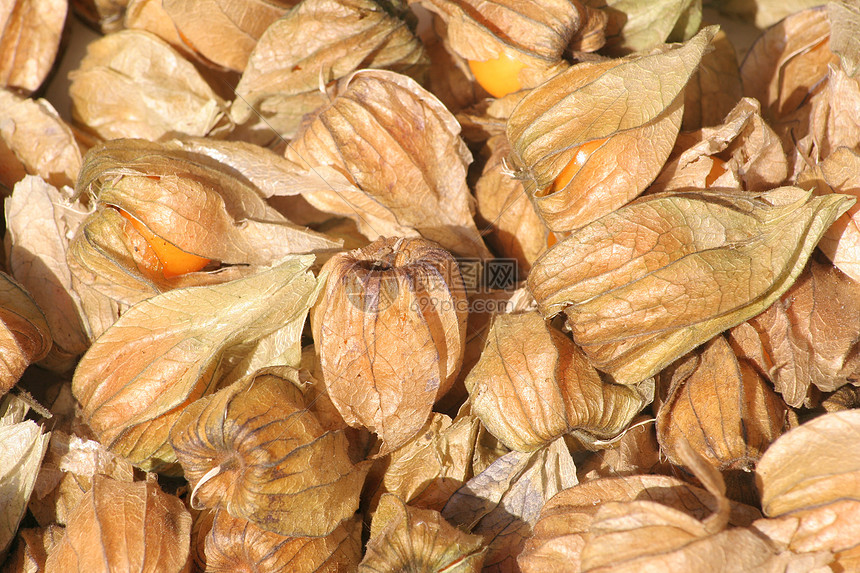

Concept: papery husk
[[441, 437, 578, 571], [681, 27, 743, 131], [28, 431, 136, 527], [800, 147, 860, 281], [0, 395, 51, 561], [0, 90, 82, 192], [202, 510, 361, 573], [728, 252, 860, 408], [5, 177, 90, 372], [3, 524, 64, 573], [0, 272, 51, 394], [312, 236, 468, 456], [576, 416, 672, 482], [361, 493, 487, 572], [716, 0, 826, 29], [419, 14, 486, 115], [757, 409, 860, 518], [72, 256, 321, 472], [829, 0, 860, 77], [68, 29, 232, 141], [475, 134, 548, 273], [507, 26, 718, 232], [652, 97, 788, 193], [467, 311, 653, 452], [0, 0, 67, 94], [231, 0, 427, 143], [416, 0, 584, 92], [518, 441, 768, 572], [73, 0, 129, 32], [171, 367, 370, 537], [585, 0, 702, 55], [655, 335, 790, 501], [44, 474, 192, 573], [804, 66, 860, 162], [285, 69, 491, 259], [364, 411, 480, 515], [528, 187, 854, 384]]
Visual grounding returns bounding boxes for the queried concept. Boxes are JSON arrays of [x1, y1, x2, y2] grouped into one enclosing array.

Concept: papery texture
[[69, 30, 232, 141], [231, 0, 427, 142], [203, 511, 362, 573], [171, 367, 369, 537], [507, 26, 717, 232], [528, 187, 854, 384], [3, 524, 64, 573], [0, 0, 67, 93], [44, 475, 191, 572], [467, 311, 652, 451], [72, 256, 321, 472], [588, 0, 702, 55], [681, 28, 743, 131], [285, 69, 490, 259], [312, 236, 468, 455], [360, 493, 486, 572], [0, 272, 51, 394]]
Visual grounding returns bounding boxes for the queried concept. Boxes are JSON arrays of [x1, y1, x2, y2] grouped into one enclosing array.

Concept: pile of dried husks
[[2, 0, 860, 570]]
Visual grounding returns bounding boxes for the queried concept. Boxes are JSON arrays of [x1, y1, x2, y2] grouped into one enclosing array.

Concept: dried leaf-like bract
[[72, 256, 321, 472], [171, 367, 370, 537], [231, 0, 427, 142], [312, 236, 468, 455], [528, 187, 854, 383], [203, 510, 362, 573], [68, 30, 232, 141], [507, 26, 717, 232], [0, 0, 67, 94], [0, 272, 51, 394], [360, 494, 487, 572], [467, 312, 652, 451], [44, 475, 192, 572], [285, 69, 490, 259]]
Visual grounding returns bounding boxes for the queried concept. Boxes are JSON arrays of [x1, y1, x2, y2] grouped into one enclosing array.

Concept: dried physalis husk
[[586, 0, 702, 55], [519, 445, 766, 572], [467, 311, 653, 452], [130, 0, 296, 72], [475, 134, 548, 273], [360, 493, 487, 572], [528, 187, 854, 384], [829, 0, 860, 77], [202, 510, 362, 573], [312, 236, 467, 455], [28, 432, 135, 527], [417, 0, 590, 98], [231, 0, 427, 143], [171, 366, 369, 537], [715, 0, 824, 29], [72, 256, 321, 472], [507, 26, 717, 232], [44, 474, 192, 572], [68, 29, 232, 141], [741, 6, 837, 124], [576, 415, 672, 481], [3, 524, 64, 573], [0, 0, 66, 94], [655, 335, 789, 502], [286, 69, 490, 259], [0, 394, 51, 561], [68, 139, 338, 331], [729, 252, 860, 408], [0, 89, 82, 192], [364, 411, 480, 515], [804, 64, 860, 162], [73, 0, 130, 32], [0, 272, 51, 395], [681, 27, 743, 131], [800, 147, 860, 281], [752, 410, 860, 569], [651, 97, 788, 194], [5, 177, 90, 372], [441, 437, 578, 571]]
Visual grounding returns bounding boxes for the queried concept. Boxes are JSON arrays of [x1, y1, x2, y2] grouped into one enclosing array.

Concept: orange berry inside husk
[[551, 138, 608, 193], [468, 52, 526, 98], [118, 209, 211, 278], [705, 157, 728, 187]]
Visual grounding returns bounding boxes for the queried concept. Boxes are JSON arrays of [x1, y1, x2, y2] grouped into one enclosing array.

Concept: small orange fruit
[[468, 51, 526, 98], [118, 209, 210, 278]]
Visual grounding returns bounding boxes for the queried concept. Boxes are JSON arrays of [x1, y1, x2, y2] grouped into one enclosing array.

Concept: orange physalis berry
[[547, 231, 558, 248], [468, 52, 526, 98], [118, 209, 210, 278], [550, 138, 608, 193], [705, 157, 728, 187]]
